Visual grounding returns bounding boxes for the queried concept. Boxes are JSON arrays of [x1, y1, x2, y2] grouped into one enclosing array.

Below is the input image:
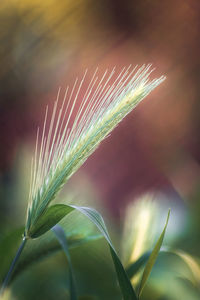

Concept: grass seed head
[[25, 65, 165, 237]]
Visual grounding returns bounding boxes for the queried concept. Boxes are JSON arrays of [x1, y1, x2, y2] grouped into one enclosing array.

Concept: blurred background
[[0, 0, 200, 299]]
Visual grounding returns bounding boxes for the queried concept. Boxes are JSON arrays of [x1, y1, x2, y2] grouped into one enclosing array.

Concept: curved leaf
[[138, 209, 170, 298], [171, 249, 200, 287], [69, 205, 138, 300], [29, 204, 74, 238], [127, 247, 200, 290]]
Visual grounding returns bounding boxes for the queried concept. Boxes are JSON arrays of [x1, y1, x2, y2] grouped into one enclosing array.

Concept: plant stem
[[0, 236, 27, 296]]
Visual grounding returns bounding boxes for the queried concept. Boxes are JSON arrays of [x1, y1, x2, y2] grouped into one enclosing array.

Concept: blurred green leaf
[[171, 249, 200, 288], [29, 204, 74, 238], [127, 248, 200, 291], [0, 225, 101, 285], [0, 227, 24, 283], [157, 248, 200, 289], [138, 209, 170, 298], [14, 233, 101, 283], [52, 224, 77, 300], [78, 296, 97, 300]]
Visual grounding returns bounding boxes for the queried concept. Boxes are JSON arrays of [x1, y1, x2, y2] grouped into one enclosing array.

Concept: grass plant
[[25, 65, 165, 238], [0, 65, 166, 299]]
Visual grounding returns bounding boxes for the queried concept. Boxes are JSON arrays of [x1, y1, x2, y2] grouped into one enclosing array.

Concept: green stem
[[0, 236, 27, 295]]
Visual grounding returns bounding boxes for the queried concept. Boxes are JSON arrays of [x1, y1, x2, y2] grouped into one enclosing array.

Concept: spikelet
[[25, 65, 165, 237]]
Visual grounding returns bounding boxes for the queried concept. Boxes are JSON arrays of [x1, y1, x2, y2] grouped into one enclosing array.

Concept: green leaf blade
[[28, 204, 74, 238], [69, 205, 138, 300], [138, 209, 170, 298], [25, 201, 138, 299]]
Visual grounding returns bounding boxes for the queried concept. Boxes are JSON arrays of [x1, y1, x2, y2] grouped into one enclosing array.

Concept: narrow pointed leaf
[[52, 224, 77, 300], [29, 204, 74, 238], [69, 205, 138, 300], [138, 209, 170, 298], [127, 247, 200, 289]]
